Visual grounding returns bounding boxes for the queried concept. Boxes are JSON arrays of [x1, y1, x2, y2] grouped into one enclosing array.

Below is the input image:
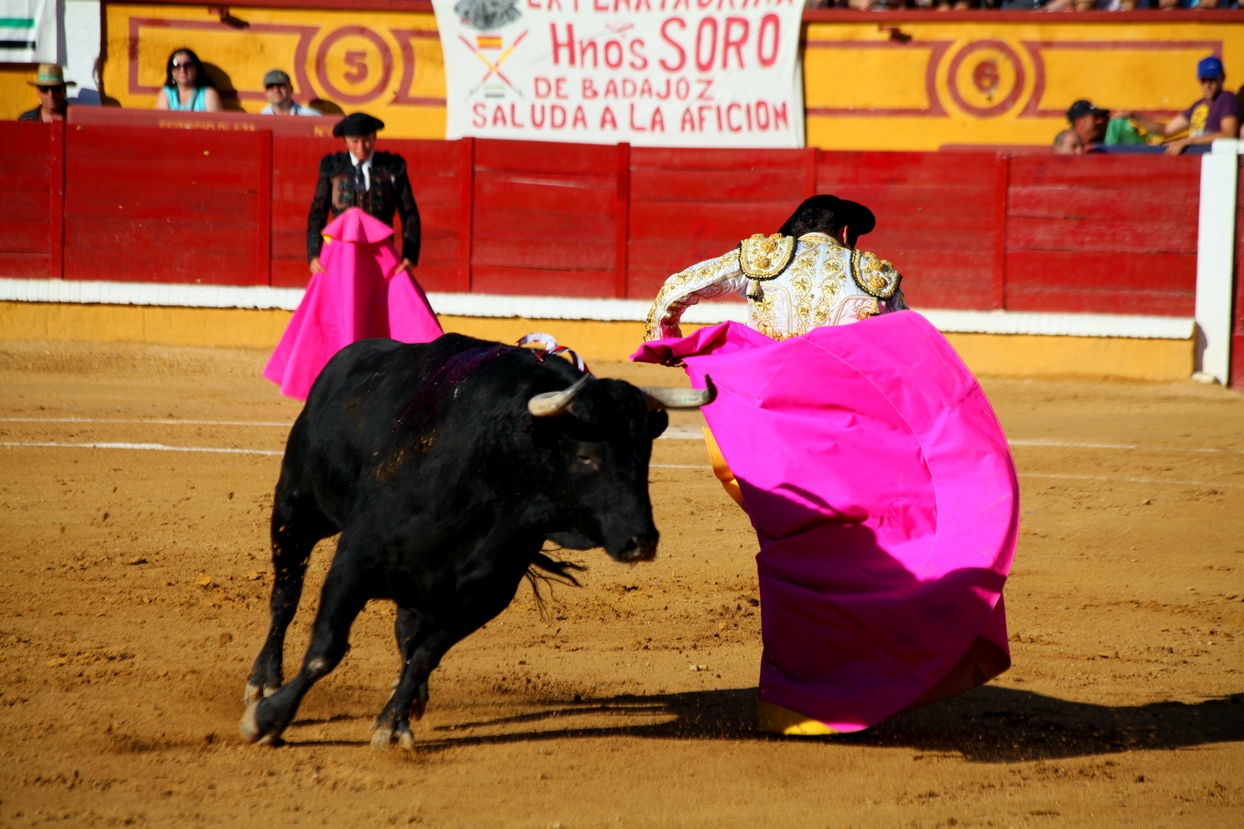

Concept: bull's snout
[[613, 533, 658, 563]]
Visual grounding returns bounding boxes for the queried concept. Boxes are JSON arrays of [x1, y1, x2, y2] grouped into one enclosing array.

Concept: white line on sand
[[1008, 438, 1241, 454], [0, 441, 701, 468], [0, 417, 292, 427], [3, 442, 1238, 487], [3, 418, 1240, 456], [0, 441, 283, 456], [1018, 472, 1237, 488]]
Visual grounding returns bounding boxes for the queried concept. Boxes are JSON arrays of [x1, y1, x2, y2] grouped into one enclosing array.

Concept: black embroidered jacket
[[305, 151, 421, 264]]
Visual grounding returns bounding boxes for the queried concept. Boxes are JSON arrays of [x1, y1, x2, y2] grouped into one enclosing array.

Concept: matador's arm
[[644, 250, 747, 341], [306, 172, 333, 262]]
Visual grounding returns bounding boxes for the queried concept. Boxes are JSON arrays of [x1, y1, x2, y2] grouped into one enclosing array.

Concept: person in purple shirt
[[1131, 56, 1240, 155]]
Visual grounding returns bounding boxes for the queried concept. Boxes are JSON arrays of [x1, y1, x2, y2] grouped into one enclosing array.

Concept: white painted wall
[[62, 0, 100, 103]]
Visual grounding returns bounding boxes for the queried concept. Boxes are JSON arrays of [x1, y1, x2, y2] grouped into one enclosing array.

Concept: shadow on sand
[[289, 685, 1243, 763]]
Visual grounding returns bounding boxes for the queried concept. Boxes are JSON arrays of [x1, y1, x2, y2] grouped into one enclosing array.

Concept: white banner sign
[[0, 0, 57, 63], [432, 0, 805, 148]]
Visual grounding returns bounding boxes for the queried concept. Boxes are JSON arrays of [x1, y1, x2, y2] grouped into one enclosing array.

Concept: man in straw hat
[[18, 64, 74, 122], [634, 195, 1017, 736]]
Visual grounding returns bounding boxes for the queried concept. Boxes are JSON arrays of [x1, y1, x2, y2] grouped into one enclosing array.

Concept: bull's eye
[[577, 453, 599, 471]]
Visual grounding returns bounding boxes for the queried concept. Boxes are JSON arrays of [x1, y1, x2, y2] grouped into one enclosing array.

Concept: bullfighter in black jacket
[[265, 111, 441, 401], [306, 112, 421, 276]]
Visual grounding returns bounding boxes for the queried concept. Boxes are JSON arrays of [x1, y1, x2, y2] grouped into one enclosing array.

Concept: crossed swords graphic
[[461, 29, 529, 99]]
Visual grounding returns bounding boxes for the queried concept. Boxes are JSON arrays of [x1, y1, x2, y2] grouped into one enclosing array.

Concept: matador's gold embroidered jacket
[[644, 232, 908, 342]]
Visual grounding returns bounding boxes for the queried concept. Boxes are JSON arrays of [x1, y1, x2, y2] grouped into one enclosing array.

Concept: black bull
[[241, 334, 713, 748]]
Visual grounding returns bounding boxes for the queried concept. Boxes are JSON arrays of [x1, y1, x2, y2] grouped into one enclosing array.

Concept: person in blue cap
[[1130, 56, 1240, 155]]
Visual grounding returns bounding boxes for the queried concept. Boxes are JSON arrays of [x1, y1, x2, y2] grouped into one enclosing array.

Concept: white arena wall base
[[0, 277, 1196, 382]]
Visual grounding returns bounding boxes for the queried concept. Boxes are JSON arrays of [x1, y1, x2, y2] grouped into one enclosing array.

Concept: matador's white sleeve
[[644, 250, 748, 341]]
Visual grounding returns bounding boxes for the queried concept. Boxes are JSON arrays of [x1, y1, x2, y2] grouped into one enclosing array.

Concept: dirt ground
[[1, 339, 1242, 828]]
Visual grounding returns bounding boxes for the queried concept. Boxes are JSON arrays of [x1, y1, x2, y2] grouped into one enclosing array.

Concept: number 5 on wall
[[343, 50, 369, 84]]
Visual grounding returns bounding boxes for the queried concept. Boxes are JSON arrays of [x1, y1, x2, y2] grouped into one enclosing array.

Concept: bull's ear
[[645, 409, 669, 440]]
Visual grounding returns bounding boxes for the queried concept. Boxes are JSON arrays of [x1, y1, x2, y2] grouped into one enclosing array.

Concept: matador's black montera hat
[[333, 112, 385, 138]]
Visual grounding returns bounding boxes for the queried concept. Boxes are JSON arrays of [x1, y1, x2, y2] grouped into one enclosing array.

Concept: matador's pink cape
[[632, 313, 1018, 732], [264, 208, 443, 400]]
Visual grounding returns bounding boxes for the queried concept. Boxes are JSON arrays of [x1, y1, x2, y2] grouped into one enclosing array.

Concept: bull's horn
[[639, 375, 717, 410], [528, 375, 591, 417]]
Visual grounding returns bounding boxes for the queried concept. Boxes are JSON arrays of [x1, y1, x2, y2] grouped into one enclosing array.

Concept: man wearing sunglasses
[[18, 64, 73, 122], [258, 69, 320, 116]]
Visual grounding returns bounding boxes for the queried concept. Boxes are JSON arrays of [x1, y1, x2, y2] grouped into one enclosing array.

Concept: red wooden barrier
[[270, 133, 339, 287], [63, 124, 270, 284], [1005, 155, 1200, 316], [394, 138, 471, 295], [69, 105, 337, 137], [469, 139, 622, 298], [818, 151, 1005, 311], [627, 147, 815, 302], [0, 122, 58, 279], [0, 120, 1213, 322]]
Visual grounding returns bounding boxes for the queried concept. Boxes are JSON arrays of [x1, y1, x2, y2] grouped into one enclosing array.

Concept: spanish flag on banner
[[476, 35, 502, 49]]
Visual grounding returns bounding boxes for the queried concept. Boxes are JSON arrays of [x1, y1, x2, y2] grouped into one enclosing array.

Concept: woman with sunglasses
[[155, 48, 222, 112]]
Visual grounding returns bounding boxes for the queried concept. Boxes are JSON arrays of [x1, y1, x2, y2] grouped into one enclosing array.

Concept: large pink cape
[[632, 313, 1018, 732], [263, 208, 443, 400]]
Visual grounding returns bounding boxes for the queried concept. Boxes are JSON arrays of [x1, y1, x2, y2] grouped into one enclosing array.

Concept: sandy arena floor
[[1, 340, 1242, 828]]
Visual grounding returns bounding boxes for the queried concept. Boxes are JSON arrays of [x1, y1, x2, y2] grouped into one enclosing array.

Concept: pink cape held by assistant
[[632, 313, 1019, 733], [263, 207, 443, 400]]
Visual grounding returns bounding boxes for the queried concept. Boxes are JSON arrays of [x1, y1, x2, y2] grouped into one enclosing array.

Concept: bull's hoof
[[243, 681, 281, 707], [240, 702, 262, 742], [371, 722, 415, 752], [240, 701, 285, 746]]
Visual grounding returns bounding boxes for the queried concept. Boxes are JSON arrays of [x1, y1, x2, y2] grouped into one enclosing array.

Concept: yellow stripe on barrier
[[0, 301, 1194, 381]]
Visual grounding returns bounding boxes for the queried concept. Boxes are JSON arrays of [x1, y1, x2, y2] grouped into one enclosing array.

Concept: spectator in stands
[[1051, 129, 1084, 154], [1063, 99, 1161, 151], [1069, 0, 1141, 9], [1158, 0, 1223, 8], [1066, 100, 1108, 151], [259, 70, 321, 116], [1127, 56, 1240, 155], [18, 64, 72, 122], [155, 48, 222, 112]]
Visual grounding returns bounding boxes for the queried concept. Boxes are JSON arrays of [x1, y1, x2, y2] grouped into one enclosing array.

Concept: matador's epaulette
[[738, 233, 796, 300], [850, 249, 902, 300]]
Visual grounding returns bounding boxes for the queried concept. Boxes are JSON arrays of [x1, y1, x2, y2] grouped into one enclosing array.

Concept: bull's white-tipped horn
[[639, 375, 717, 410], [528, 375, 591, 417]]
